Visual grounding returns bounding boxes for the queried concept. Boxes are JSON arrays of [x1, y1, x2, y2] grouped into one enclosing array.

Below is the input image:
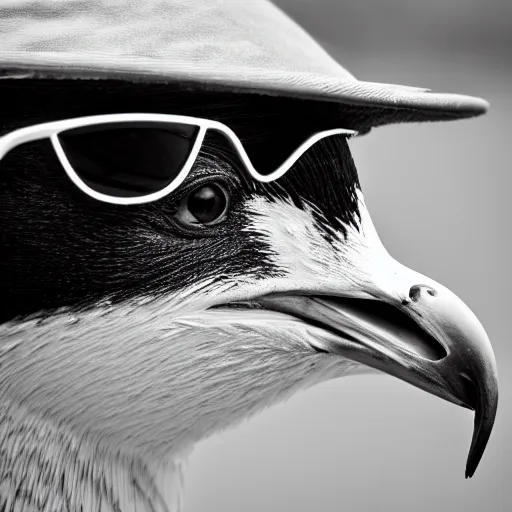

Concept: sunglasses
[[0, 113, 356, 205]]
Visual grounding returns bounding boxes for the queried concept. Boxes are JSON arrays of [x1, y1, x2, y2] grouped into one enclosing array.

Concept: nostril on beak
[[409, 284, 438, 302]]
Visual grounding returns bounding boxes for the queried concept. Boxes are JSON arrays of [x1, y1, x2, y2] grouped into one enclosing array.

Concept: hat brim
[[0, 52, 489, 132]]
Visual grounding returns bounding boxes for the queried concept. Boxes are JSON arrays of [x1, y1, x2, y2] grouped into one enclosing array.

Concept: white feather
[[0, 194, 388, 511]]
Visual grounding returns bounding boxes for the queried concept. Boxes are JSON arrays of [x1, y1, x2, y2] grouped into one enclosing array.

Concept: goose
[[0, 1, 498, 511]]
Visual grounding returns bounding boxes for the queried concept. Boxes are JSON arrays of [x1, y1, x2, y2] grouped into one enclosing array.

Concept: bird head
[[0, 80, 497, 479]]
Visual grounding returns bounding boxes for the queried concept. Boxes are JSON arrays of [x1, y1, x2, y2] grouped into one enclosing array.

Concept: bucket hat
[[0, 0, 488, 130]]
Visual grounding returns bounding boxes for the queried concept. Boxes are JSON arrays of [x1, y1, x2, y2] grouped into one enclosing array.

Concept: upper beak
[[257, 258, 498, 478]]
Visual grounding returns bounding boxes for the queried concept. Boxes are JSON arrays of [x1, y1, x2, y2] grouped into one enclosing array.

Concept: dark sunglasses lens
[[58, 122, 199, 198]]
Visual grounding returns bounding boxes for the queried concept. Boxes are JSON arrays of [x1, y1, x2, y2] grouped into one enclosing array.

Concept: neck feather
[[0, 400, 185, 512]]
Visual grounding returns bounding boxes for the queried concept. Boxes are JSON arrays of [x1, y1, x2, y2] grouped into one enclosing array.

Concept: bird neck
[[0, 400, 186, 512]]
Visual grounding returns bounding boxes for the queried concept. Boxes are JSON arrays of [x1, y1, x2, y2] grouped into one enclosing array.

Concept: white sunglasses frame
[[0, 113, 356, 205]]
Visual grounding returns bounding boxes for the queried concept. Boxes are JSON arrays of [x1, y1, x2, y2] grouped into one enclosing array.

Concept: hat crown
[[1, 0, 355, 79]]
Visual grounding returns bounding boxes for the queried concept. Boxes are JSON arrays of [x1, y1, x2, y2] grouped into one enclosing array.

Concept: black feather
[[0, 80, 361, 322]]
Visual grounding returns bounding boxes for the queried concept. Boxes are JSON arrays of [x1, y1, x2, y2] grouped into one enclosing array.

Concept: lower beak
[[257, 260, 498, 478]]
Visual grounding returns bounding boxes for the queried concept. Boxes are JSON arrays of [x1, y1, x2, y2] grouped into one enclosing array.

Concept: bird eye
[[175, 182, 229, 226]]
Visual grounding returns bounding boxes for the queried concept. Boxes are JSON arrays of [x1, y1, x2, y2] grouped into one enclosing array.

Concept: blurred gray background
[[186, 1, 511, 511]]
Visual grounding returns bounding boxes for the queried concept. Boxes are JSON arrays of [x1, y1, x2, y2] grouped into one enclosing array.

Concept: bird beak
[[256, 245, 498, 478]]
